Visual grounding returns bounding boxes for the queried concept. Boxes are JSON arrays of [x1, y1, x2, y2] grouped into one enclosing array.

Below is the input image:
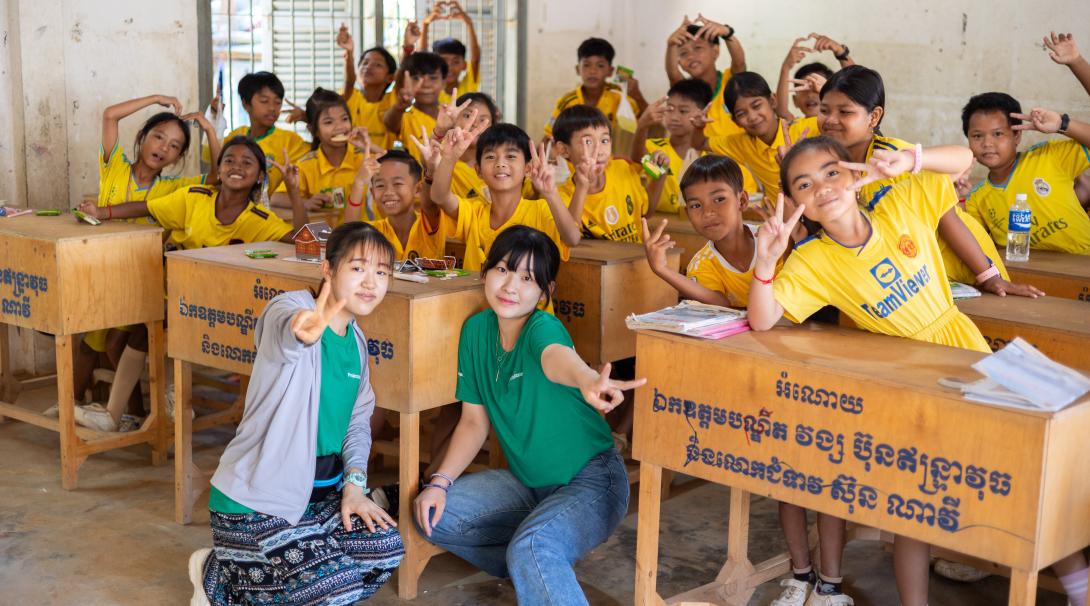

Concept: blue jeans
[[417, 449, 629, 605]]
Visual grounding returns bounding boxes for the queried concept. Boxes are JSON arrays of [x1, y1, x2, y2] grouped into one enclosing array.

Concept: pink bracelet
[[911, 143, 923, 174], [975, 263, 1000, 284]]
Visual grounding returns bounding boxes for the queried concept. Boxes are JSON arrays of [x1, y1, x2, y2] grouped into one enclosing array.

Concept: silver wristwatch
[[344, 472, 370, 494]]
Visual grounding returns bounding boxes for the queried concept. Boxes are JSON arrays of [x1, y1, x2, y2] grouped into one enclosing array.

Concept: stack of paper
[[949, 281, 982, 300], [626, 301, 749, 340], [945, 337, 1090, 411]]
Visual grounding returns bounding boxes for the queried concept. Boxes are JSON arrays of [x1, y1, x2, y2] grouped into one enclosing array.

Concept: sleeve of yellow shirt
[[773, 250, 831, 324], [1041, 139, 1090, 177], [146, 188, 192, 231], [529, 199, 571, 261], [247, 207, 294, 243]]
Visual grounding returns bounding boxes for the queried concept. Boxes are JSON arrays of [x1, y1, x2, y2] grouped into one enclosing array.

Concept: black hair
[[680, 155, 745, 196], [482, 226, 561, 309], [457, 92, 500, 124], [577, 37, 615, 64], [961, 92, 1023, 136], [376, 148, 423, 181], [304, 87, 351, 150], [668, 78, 713, 108], [135, 112, 192, 166], [778, 135, 853, 197], [820, 65, 886, 133], [325, 222, 396, 274], [475, 123, 532, 165], [358, 46, 397, 74], [794, 62, 834, 81], [551, 105, 611, 145], [238, 71, 285, 104], [723, 71, 773, 115], [433, 37, 467, 58], [217, 136, 268, 202], [403, 51, 449, 79], [684, 24, 724, 43]]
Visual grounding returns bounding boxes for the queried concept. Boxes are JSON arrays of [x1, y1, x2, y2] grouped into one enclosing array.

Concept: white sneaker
[[74, 403, 118, 432], [933, 558, 991, 582], [188, 548, 212, 606], [771, 578, 812, 606], [806, 591, 854, 606]]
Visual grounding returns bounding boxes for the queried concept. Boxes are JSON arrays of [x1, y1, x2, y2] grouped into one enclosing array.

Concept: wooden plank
[[1005, 250, 1090, 303], [634, 463, 666, 606]]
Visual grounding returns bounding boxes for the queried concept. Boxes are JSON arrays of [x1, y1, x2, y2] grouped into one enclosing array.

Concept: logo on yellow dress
[[898, 235, 918, 258]]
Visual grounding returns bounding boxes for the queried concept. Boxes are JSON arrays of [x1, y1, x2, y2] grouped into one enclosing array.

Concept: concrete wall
[[524, 0, 1090, 148]]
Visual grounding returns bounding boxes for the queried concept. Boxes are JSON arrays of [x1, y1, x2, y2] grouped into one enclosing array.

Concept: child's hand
[[775, 121, 809, 166], [783, 37, 814, 69], [1011, 108, 1065, 134], [347, 126, 372, 151], [691, 102, 715, 130], [449, 0, 470, 22], [626, 75, 642, 97], [423, 1, 445, 25], [668, 16, 696, 47], [283, 99, 306, 124], [953, 166, 973, 200], [336, 23, 354, 53], [528, 141, 555, 193], [411, 126, 443, 174], [642, 218, 676, 275], [809, 32, 847, 58], [789, 73, 827, 95], [180, 112, 212, 133], [638, 97, 667, 130], [355, 144, 381, 183], [578, 362, 647, 414], [573, 139, 604, 189], [403, 20, 421, 48], [651, 150, 670, 169], [291, 281, 347, 345], [840, 148, 913, 191], [397, 72, 418, 107], [340, 484, 396, 533], [414, 483, 447, 537], [156, 95, 183, 115], [77, 201, 104, 220], [268, 149, 302, 196], [757, 193, 805, 264], [692, 14, 731, 43], [1044, 31, 1080, 65], [436, 90, 472, 134], [979, 276, 1045, 299]]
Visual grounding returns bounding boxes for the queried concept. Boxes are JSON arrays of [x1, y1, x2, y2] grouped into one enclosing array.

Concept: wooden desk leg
[[147, 321, 168, 466], [174, 358, 198, 525], [396, 411, 442, 599], [0, 324, 11, 421], [634, 463, 666, 606], [56, 334, 85, 490], [1008, 568, 1039, 606], [715, 488, 759, 605]]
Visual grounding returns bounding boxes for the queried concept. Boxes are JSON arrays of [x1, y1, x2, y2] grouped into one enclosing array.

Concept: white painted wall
[[523, 0, 1090, 149]]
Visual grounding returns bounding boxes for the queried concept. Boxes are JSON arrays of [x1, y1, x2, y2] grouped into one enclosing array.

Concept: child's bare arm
[[452, 2, 481, 77], [338, 24, 357, 102], [102, 95, 182, 155], [1045, 32, 1090, 98], [642, 218, 732, 306]]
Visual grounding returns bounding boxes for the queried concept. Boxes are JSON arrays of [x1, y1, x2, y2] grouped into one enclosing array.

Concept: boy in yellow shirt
[[630, 79, 713, 215], [664, 14, 746, 139], [384, 52, 447, 166], [962, 93, 1090, 255], [419, 0, 481, 104], [543, 37, 647, 140], [554, 105, 662, 243], [337, 25, 398, 148]]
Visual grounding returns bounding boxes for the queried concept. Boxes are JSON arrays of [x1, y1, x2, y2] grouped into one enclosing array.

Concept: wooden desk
[[0, 214, 167, 488], [166, 241, 485, 599], [272, 205, 343, 227], [1006, 251, 1090, 303], [632, 325, 1090, 606], [447, 239, 681, 366], [956, 294, 1090, 371]]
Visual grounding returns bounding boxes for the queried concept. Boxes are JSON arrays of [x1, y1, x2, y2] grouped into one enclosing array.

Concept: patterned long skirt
[[202, 491, 405, 605]]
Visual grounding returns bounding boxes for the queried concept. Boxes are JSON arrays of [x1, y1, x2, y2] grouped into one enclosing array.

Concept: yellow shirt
[[452, 160, 488, 201], [368, 211, 451, 261], [775, 171, 989, 353], [708, 116, 818, 201], [438, 63, 481, 105], [859, 135, 1009, 285], [281, 144, 365, 225], [558, 158, 648, 243], [397, 106, 438, 166], [451, 196, 571, 271], [544, 84, 640, 138], [98, 144, 203, 225], [686, 225, 782, 308], [147, 186, 293, 250], [346, 87, 396, 149], [218, 126, 310, 193], [702, 71, 746, 139], [966, 140, 1090, 255]]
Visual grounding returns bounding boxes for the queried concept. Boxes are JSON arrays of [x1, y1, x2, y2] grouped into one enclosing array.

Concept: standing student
[[775, 33, 854, 121], [337, 25, 399, 148], [413, 226, 641, 604], [384, 51, 448, 166], [189, 223, 404, 606], [419, 0, 482, 103], [543, 37, 646, 140], [664, 14, 746, 139]]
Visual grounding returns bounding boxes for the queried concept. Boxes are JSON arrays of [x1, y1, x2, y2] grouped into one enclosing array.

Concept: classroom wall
[[524, 0, 1090, 149]]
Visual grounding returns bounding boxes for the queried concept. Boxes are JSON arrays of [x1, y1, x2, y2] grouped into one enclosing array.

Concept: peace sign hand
[[436, 88, 471, 132], [1043, 32, 1080, 65], [411, 126, 443, 174], [775, 122, 809, 165], [783, 37, 814, 69], [291, 281, 348, 345], [528, 141, 555, 193], [840, 147, 913, 191], [691, 102, 715, 130], [573, 139, 604, 189], [268, 148, 301, 195], [397, 72, 418, 106], [756, 193, 806, 265], [578, 363, 647, 414], [1011, 108, 1064, 134], [638, 96, 668, 130], [641, 218, 676, 274]]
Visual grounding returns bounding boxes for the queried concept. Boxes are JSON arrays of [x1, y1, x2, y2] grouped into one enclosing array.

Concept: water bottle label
[[1008, 209, 1031, 233]]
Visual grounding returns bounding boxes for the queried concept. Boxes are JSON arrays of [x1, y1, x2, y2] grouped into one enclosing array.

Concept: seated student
[[643, 155, 780, 308], [189, 223, 404, 606], [337, 25, 399, 148], [752, 137, 991, 606], [384, 51, 447, 166], [665, 14, 746, 138], [430, 122, 583, 270], [775, 33, 855, 120], [216, 72, 310, 194], [554, 105, 661, 243], [817, 65, 1041, 297], [419, 0, 481, 103], [413, 225, 641, 605], [631, 78, 713, 215], [273, 88, 370, 221], [702, 71, 819, 205], [432, 92, 498, 201], [543, 37, 647, 140], [72, 137, 308, 432]]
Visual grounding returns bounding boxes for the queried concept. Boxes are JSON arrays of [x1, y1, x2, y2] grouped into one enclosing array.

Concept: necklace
[[494, 332, 511, 382]]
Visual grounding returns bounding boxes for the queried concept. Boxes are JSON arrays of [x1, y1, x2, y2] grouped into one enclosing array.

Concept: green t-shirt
[[209, 324, 361, 514], [456, 309, 614, 487]]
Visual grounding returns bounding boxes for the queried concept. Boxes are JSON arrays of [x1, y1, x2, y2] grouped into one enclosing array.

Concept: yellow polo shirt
[[98, 144, 204, 225], [544, 84, 640, 139], [702, 71, 746, 139], [708, 116, 818, 201], [147, 186, 293, 250], [346, 87, 396, 149], [558, 158, 648, 243], [686, 225, 782, 308], [367, 211, 451, 261], [450, 196, 571, 271]]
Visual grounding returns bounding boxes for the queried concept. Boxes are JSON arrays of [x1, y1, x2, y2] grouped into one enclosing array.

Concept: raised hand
[[347, 126, 372, 151], [403, 19, 421, 48], [283, 99, 306, 124], [411, 126, 443, 174], [449, 0, 470, 22], [1011, 108, 1064, 134], [789, 72, 827, 94], [268, 148, 302, 196], [436, 89, 471, 133], [840, 147, 914, 191], [578, 363, 647, 414], [756, 193, 806, 264], [641, 218, 676, 274], [354, 142, 381, 185], [668, 15, 696, 47], [809, 32, 847, 57], [783, 37, 815, 69], [1044, 32, 1080, 65], [775, 122, 809, 165], [528, 141, 556, 194], [573, 138, 604, 189], [336, 22, 353, 53], [290, 281, 348, 345], [691, 102, 715, 130], [638, 97, 668, 130], [180, 112, 212, 132], [692, 13, 731, 43], [156, 95, 183, 115], [397, 72, 418, 107], [423, 1, 444, 25]]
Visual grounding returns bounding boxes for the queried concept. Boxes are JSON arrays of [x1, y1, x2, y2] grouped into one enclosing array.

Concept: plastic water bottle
[[1005, 193, 1031, 262]]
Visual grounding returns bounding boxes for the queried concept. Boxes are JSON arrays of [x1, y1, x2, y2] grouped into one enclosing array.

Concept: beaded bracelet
[[422, 482, 448, 493], [430, 472, 455, 488]]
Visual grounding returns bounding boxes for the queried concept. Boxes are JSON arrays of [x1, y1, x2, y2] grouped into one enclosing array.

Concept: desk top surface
[[957, 293, 1090, 334], [1006, 250, 1090, 279], [0, 214, 163, 241]]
